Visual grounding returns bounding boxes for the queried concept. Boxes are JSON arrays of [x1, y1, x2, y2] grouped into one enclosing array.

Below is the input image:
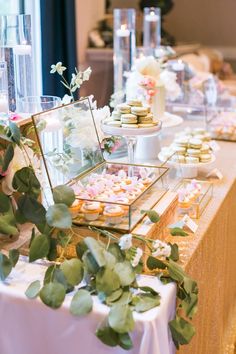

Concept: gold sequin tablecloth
[[164, 139, 236, 354]]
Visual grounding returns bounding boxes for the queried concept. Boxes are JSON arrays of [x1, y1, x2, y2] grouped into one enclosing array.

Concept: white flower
[[82, 67, 92, 81], [119, 234, 133, 250], [2, 145, 40, 195], [71, 72, 83, 89], [131, 247, 143, 267], [50, 62, 66, 75], [152, 240, 171, 258], [62, 94, 73, 105], [135, 56, 162, 78], [160, 70, 181, 100]]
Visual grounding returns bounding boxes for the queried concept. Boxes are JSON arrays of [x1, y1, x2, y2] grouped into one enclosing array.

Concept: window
[[0, 0, 22, 14]]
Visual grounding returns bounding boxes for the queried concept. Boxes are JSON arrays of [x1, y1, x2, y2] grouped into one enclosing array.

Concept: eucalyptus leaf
[[114, 261, 136, 287], [170, 227, 189, 237], [138, 286, 158, 296], [25, 280, 41, 299], [8, 121, 20, 145], [82, 250, 99, 274], [2, 144, 14, 173], [112, 291, 132, 306], [46, 204, 72, 229], [167, 259, 185, 282], [96, 325, 119, 347], [84, 237, 106, 267], [118, 332, 133, 350], [0, 206, 18, 236], [60, 258, 84, 286], [108, 243, 125, 262], [18, 195, 46, 225], [96, 267, 120, 295], [0, 253, 12, 281], [169, 243, 179, 261], [70, 289, 93, 316], [141, 209, 160, 223], [0, 192, 11, 213], [29, 234, 50, 262], [12, 167, 41, 197], [47, 238, 58, 261], [76, 240, 88, 259], [43, 265, 56, 285], [169, 316, 196, 347], [108, 304, 135, 334], [103, 250, 116, 269], [146, 256, 167, 270], [57, 230, 71, 248], [52, 185, 75, 207], [106, 288, 123, 306], [9, 249, 19, 267], [40, 282, 66, 309], [181, 293, 198, 319], [133, 293, 161, 313]]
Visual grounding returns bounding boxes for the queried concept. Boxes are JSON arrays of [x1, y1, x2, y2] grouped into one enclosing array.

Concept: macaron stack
[[160, 127, 215, 164], [104, 99, 159, 128]]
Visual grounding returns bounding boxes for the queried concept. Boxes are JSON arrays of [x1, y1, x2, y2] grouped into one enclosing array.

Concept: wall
[[75, 0, 105, 65], [165, 0, 236, 47]]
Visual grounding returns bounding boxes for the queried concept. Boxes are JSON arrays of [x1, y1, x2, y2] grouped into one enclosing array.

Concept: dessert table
[[0, 117, 236, 354], [0, 257, 176, 354]]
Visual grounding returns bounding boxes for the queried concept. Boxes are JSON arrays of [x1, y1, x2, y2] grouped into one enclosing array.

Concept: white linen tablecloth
[[0, 257, 176, 354]]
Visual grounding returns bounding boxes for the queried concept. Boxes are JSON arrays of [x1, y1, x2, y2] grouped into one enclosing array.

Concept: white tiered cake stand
[[102, 122, 162, 172]]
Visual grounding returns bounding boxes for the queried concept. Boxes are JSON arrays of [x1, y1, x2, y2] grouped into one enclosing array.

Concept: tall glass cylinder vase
[[0, 61, 9, 114], [0, 15, 35, 112], [143, 7, 161, 53], [113, 8, 136, 98]]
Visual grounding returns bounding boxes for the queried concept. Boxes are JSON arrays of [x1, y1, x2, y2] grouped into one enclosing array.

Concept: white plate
[[101, 121, 162, 137], [160, 112, 183, 128]]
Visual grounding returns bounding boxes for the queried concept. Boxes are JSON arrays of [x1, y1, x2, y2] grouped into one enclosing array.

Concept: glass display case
[[32, 98, 169, 232], [205, 106, 236, 142], [174, 179, 213, 219]]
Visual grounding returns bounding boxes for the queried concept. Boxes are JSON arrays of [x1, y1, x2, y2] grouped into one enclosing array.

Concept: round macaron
[[185, 156, 199, 164], [126, 99, 142, 107], [199, 153, 212, 163], [189, 138, 202, 149], [117, 103, 131, 114], [121, 113, 137, 124], [187, 148, 201, 157], [111, 110, 121, 121], [131, 106, 148, 116]]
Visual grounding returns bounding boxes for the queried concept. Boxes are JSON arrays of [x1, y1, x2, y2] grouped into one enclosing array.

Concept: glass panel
[[32, 98, 104, 189], [0, 0, 20, 15]]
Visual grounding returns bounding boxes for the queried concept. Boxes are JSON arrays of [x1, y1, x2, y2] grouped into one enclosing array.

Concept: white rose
[[135, 56, 161, 78], [118, 234, 133, 250], [152, 240, 171, 258]]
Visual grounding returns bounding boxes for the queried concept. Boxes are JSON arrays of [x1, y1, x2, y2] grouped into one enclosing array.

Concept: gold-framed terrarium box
[[32, 97, 169, 232]]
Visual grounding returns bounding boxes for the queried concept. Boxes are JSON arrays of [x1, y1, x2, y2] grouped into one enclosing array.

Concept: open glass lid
[[32, 98, 104, 189]]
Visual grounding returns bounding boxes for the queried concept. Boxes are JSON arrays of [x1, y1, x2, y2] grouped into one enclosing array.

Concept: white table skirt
[[0, 257, 176, 354]]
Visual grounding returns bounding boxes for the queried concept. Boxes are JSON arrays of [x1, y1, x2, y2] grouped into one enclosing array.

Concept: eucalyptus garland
[[0, 121, 198, 350]]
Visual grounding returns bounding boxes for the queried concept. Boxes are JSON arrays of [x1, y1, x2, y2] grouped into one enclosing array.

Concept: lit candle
[[116, 24, 130, 37], [0, 95, 8, 113], [13, 44, 32, 56], [145, 11, 159, 22]]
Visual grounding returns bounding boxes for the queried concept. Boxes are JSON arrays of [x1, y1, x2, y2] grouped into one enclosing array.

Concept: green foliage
[[46, 204, 72, 229], [9, 249, 19, 267], [146, 255, 167, 270], [108, 304, 135, 334], [13, 167, 41, 198], [170, 227, 189, 237], [60, 258, 84, 286], [40, 282, 66, 309], [2, 144, 14, 173], [29, 234, 50, 262], [0, 253, 13, 280], [18, 195, 46, 225], [169, 316, 196, 349], [25, 280, 41, 299], [52, 185, 75, 207], [70, 289, 93, 316], [141, 209, 160, 223]]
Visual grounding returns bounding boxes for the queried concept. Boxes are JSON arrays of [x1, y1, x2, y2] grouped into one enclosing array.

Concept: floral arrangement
[[50, 62, 120, 155], [126, 56, 181, 104], [0, 120, 197, 351]]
